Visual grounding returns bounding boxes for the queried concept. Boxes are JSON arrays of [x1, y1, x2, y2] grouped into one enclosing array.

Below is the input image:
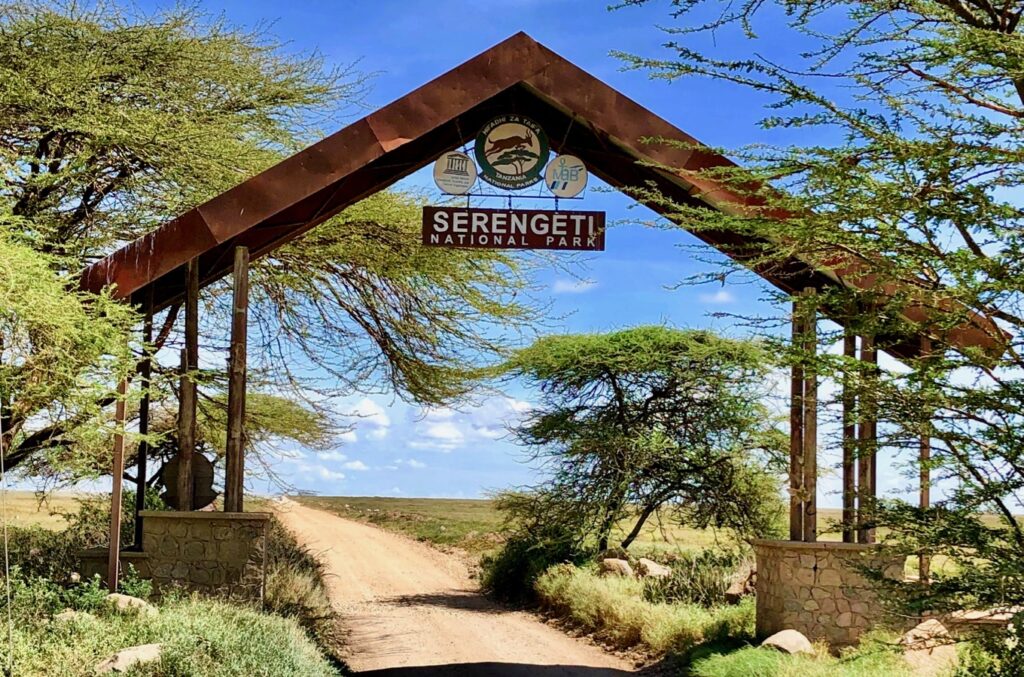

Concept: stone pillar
[[138, 511, 270, 600], [754, 539, 908, 647]]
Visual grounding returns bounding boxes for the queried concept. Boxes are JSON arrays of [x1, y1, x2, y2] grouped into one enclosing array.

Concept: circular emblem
[[475, 115, 549, 190], [433, 151, 477, 195], [544, 154, 588, 198]]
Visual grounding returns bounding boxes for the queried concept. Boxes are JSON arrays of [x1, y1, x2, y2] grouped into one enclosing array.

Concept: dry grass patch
[[0, 490, 86, 529], [534, 563, 754, 656]]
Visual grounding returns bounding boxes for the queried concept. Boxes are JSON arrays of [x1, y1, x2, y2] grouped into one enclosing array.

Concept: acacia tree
[[498, 326, 785, 552], [0, 218, 136, 480], [0, 1, 540, 483], [618, 0, 1024, 628]]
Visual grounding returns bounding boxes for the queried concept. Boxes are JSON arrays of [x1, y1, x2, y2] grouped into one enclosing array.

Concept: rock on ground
[[761, 629, 814, 655], [599, 558, 635, 577], [105, 593, 156, 616], [725, 563, 756, 604], [95, 643, 163, 673], [636, 558, 671, 579], [902, 618, 957, 676], [53, 609, 95, 623]]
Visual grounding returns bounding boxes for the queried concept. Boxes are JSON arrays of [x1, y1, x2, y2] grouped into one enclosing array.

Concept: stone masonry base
[[754, 539, 909, 647], [80, 511, 270, 601]]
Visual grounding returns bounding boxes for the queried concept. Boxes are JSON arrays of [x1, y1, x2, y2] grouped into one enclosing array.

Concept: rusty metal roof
[[79, 32, 1001, 359]]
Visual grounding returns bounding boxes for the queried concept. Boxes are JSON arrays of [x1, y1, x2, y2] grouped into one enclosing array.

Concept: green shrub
[[8, 491, 168, 580], [534, 563, 754, 656], [5, 525, 71, 579], [643, 549, 748, 607], [118, 563, 153, 599], [480, 533, 589, 602], [0, 565, 152, 637], [953, 617, 1024, 676]]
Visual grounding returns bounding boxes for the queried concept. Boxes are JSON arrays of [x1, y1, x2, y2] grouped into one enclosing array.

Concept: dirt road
[[275, 499, 635, 676]]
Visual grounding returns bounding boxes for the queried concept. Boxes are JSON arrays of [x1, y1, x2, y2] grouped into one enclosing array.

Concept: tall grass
[[689, 633, 914, 677], [643, 549, 749, 607], [534, 563, 754, 656], [0, 594, 342, 676], [0, 560, 340, 676]]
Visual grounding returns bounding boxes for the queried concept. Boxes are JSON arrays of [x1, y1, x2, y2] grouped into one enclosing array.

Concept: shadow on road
[[357, 663, 635, 676], [377, 591, 509, 614]]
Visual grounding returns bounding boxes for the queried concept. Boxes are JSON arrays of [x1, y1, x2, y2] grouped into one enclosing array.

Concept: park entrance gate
[[82, 32, 998, 643]]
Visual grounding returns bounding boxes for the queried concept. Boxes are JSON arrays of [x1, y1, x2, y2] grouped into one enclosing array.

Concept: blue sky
[[101, 0, 923, 506]]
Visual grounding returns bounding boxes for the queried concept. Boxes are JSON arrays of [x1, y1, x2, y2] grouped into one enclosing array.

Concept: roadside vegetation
[[0, 494, 347, 675], [688, 635, 915, 677], [1, 575, 340, 676], [535, 564, 755, 656]]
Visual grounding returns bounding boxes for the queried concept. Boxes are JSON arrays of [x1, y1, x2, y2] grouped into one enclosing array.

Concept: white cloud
[[289, 460, 347, 483], [475, 425, 506, 440], [416, 420, 465, 451], [403, 396, 535, 452], [423, 406, 456, 420], [342, 460, 370, 471], [698, 289, 735, 304], [552, 278, 597, 294], [291, 463, 347, 482], [344, 397, 392, 440], [319, 450, 348, 461], [318, 467, 346, 481], [351, 397, 391, 426], [406, 459, 427, 469], [339, 430, 358, 444], [506, 399, 533, 414]]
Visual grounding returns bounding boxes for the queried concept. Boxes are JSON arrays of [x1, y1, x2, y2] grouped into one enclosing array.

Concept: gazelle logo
[[475, 115, 549, 190]]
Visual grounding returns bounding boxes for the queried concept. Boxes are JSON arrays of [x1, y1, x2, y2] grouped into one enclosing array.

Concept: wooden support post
[[802, 291, 817, 543], [789, 300, 805, 542], [857, 334, 878, 544], [788, 289, 819, 542], [134, 289, 153, 548], [842, 334, 858, 543], [176, 258, 199, 511], [224, 246, 250, 513], [919, 335, 932, 583], [107, 378, 128, 592]]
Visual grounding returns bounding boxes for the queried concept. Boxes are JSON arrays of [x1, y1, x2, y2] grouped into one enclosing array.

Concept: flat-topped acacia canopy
[[79, 32, 999, 360]]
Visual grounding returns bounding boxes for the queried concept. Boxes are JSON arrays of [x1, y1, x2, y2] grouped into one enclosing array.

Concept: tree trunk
[[620, 502, 659, 551]]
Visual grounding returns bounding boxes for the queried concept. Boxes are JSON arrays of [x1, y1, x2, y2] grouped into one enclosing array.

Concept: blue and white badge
[[545, 154, 588, 198]]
